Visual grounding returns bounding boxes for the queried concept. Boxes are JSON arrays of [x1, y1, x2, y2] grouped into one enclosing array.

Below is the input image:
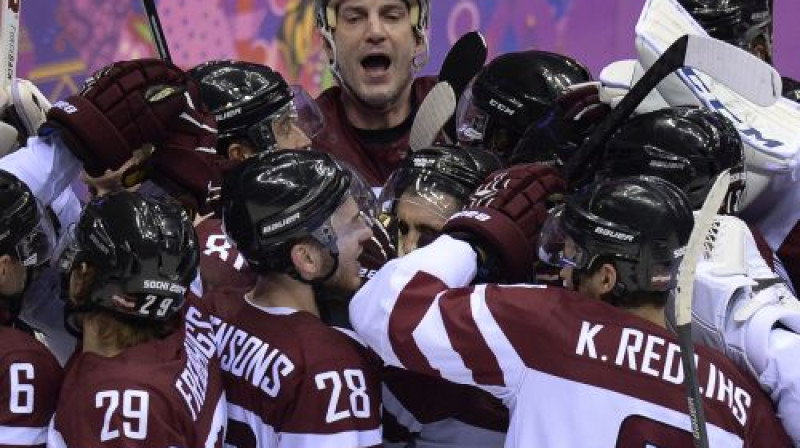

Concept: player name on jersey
[[575, 320, 751, 425], [210, 315, 296, 397], [178, 306, 219, 421]]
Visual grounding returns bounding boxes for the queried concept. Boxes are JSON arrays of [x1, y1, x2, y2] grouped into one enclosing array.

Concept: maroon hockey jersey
[[352, 236, 793, 447], [195, 218, 256, 296], [48, 304, 227, 447], [382, 366, 507, 447], [206, 289, 382, 447], [313, 76, 437, 186], [0, 326, 62, 448]]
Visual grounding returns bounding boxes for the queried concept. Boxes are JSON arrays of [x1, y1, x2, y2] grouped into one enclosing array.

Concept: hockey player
[[376, 144, 508, 447], [210, 149, 382, 447], [596, 106, 800, 444], [0, 59, 221, 364], [190, 60, 327, 296], [380, 145, 503, 255], [47, 191, 226, 447], [190, 59, 324, 160], [455, 50, 599, 164], [312, 0, 437, 186], [0, 170, 63, 444], [351, 163, 792, 446]]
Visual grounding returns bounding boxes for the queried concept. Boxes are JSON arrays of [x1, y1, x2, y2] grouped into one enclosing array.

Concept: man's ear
[[597, 263, 618, 296], [0, 254, 11, 275], [290, 241, 322, 280], [69, 262, 96, 305], [227, 142, 254, 161]]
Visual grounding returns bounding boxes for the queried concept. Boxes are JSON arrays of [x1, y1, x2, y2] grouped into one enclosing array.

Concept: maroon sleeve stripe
[[388, 272, 445, 377], [438, 287, 505, 386]]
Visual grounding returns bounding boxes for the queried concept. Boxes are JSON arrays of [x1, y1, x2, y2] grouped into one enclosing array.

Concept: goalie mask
[[600, 106, 746, 215], [190, 60, 323, 154], [62, 191, 198, 322], [539, 176, 693, 303], [456, 50, 592, 161]]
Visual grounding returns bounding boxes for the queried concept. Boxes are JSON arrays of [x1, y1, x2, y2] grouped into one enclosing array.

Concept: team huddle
[[0, 0, 797, 446]]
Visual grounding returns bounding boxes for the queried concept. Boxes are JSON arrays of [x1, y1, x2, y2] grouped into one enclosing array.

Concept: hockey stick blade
[[675, 169, 730, 448], [438, 31, 488, 142], [0, 0, 20, 87], [564, 33, 778, 183], [142, 0, 172, 63], [409, 82, 456, 151]]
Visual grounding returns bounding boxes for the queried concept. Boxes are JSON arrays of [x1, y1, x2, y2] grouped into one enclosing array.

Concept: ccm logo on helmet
[[53, 100, 78, 114], [594, 226, 634, 241], [489, 99, 516, 116]]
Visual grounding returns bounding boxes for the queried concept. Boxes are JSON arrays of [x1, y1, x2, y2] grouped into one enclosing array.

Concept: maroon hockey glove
[[43, 58, 190, 177], [442, 164, 566, 283], [510, 82, 610, 169], [147, 78, 224, 215], [359, 215, 397, 284]]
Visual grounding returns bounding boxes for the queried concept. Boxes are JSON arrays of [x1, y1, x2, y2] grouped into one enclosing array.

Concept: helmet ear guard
[[540, 176, 693, 298]]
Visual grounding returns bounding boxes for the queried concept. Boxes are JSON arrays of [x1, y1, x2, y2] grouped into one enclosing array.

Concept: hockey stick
[[142, 0, 172, 63], [563, 33, 781, 183], [0, 0, 19, 89], [409, 81, 455, 151], [438, 31, 487, 143], [637, 0, 799, 175], [675, 169, 730, 448]]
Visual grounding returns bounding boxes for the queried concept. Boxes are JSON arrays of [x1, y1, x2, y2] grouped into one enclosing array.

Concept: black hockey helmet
[[600, 106, 745, 215], [456, 50, 592, 160], [221, 149, 352, 274], [189, 60, 323, 153], [539, 176, 693, 300], [679, 0, 773, 62], [65, 191, 198, 321], [380, 144, 504, 219], [0, 170, 56, 267]]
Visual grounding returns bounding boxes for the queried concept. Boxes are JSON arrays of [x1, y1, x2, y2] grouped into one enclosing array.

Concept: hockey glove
[[442, 163, 566, 283], [43, 58, 190, 177]]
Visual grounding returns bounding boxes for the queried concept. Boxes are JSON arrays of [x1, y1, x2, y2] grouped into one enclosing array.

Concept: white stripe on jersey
[[0, 424, 47, 445], [229, 401, 381, 448], [46, 418, 66, 448], [278, 428, 382, 448], [414, 292, 474, 385], [469, 285, 526, 403], [206, 393, 228, 448], [227, 403, 278, 446]]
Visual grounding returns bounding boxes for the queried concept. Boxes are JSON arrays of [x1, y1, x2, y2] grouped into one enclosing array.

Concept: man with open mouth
[[312, 0, 437, 186]]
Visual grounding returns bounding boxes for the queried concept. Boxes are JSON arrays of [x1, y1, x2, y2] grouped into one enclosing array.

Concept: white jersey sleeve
[[680, 215, 800, 445], [0, 135, 81, 207], [351, 235, 525, 402]]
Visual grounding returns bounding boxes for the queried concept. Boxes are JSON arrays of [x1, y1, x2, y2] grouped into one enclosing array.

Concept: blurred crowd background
[[22, 0, 800, 101]]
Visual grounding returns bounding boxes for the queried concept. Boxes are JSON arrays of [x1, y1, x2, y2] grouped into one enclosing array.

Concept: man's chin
[[349, 83, 403, 110]]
